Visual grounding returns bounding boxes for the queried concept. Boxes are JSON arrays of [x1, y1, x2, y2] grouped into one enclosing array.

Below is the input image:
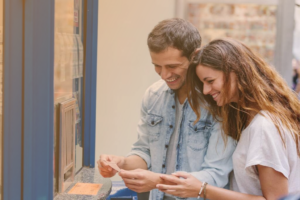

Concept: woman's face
[[196, 64, 239, 106]]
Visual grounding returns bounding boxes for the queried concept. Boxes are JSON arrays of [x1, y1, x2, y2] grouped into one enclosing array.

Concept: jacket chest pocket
[[187, 120, 209, 151], [146, 114, 163, 142]]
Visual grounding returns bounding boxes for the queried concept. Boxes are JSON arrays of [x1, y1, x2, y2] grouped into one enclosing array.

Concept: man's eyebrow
[[152, 62, 161, 66], [152, 62, 184, 66], [167, 63, 182, 66], [165, 63, 185, 66]]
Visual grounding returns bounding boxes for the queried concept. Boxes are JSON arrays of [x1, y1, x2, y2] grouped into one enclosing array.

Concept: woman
[[156, 38, 300, 200]]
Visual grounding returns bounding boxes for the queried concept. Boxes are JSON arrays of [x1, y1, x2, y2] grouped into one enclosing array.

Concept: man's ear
[[194, 48, 201, 54], [190, 48, 201, 62]]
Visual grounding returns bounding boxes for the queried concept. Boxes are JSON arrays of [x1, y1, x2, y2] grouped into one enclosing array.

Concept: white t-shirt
[[231, 111, 300, 195]]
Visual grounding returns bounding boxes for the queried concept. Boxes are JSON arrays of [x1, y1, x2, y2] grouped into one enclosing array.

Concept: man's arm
[[125, 89, 154, 169], [119, 169, 163, 193], [117, 89, 168, 192], [190, 120, 236, 187], [122, 155, 148, 170]]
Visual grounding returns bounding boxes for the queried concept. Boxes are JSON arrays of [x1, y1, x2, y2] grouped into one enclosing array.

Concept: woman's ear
[[190, 48, 201, 63]]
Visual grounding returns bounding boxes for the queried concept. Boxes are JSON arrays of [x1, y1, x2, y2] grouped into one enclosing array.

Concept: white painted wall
[[96, 0, 175, 180]]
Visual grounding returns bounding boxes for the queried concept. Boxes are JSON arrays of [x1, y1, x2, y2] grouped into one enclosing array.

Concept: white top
[[231, 111, 300, 195]]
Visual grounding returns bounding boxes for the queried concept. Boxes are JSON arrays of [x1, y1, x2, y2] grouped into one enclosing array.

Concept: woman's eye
[[207, 80, 214, 84]]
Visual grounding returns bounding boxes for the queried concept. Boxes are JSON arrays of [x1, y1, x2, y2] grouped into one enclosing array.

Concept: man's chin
[[167, 84, 182, 91], [167, 85, 179, 91], [166, 82, 186, 92]]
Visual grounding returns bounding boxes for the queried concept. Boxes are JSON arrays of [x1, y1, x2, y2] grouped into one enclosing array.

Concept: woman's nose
[[203, 83, 211, 95]]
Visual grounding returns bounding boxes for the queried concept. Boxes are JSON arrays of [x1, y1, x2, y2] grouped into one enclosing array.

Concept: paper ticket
[[104, 160, 121, 172]]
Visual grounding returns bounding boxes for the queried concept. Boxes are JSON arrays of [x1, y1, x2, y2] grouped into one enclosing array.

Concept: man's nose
[[161, 67, 171, 80], [203, 83, 211, 95]]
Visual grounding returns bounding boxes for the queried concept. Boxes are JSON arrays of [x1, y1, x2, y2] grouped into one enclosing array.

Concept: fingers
[[121, 174, 146, 193], [156, 184, 179, 191], [156, 184, 181, 197], [98, 166, 116, 178], [119, 169, 156, 193], [122, 177, 140, 185], [98, 155, 110, 168], [123, 184, 146, 193], [171, 171, 190, 179], [98, 157, 112, 171], [119, 169, 143, 179], [97, 155, 117, 177], [160, 174, 181, 185]]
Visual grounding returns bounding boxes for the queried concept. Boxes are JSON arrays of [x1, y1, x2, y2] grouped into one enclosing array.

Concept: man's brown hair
[[147, 18, 201, 60]]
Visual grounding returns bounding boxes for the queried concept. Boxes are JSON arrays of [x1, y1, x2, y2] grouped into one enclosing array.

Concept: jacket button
[[151, 121, 154, 125], [165, 144, 168, 148], [177, 144, 180, 148], [162, 164, 165, 168], [194, 127, 197, 131], [172, 105, 175, 109], [169, 125, 173, 129]]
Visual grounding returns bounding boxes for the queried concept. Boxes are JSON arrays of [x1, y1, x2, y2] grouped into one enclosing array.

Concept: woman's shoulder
[[245, 110, 292, 142], [246, 111, 277, 132]]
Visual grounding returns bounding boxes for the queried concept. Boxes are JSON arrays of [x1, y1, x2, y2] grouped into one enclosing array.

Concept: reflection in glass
[[54, 0, 84, 195], [0, 0, 3, 198]]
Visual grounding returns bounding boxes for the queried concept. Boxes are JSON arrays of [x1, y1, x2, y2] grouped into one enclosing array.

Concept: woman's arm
[[257, 165, 288, 200], [156, 165, 288, 200]]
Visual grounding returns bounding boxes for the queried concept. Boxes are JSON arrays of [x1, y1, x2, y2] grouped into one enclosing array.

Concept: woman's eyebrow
[[203, 77, 212, 81]]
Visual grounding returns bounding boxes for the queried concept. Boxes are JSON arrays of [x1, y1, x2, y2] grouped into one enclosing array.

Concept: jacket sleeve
[[126, 89, 153, 169], [190, 120, 236, 188]]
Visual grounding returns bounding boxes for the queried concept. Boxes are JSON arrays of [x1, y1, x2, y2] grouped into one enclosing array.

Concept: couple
[[98, 18, 300, 200]]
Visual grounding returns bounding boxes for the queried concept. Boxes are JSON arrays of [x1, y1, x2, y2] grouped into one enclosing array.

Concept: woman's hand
[[156, 171, 203, 198]]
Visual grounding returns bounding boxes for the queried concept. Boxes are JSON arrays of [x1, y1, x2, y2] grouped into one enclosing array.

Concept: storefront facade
[[1, 0, 98, 199]]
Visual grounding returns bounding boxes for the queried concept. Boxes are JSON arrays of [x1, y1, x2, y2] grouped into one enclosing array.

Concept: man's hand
[[97, 154, 125, 178], [119, 169, 162, 193]]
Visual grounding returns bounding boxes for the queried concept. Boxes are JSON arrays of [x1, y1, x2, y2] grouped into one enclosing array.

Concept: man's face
[[150, 47, 189, 91]]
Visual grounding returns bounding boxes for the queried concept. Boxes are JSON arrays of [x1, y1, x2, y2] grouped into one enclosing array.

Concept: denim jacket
[[128, 80, 236, 200]]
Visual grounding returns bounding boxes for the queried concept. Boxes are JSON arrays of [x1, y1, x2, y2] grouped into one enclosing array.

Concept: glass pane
[[0, 0, 3, 198], [54, 0, 84, 194]]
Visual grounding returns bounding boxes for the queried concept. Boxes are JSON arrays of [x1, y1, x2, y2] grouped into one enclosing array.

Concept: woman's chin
[[216, 100, 226, 107]]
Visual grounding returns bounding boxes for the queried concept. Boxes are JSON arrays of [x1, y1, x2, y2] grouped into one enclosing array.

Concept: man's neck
[[175, 85, 187, 104]]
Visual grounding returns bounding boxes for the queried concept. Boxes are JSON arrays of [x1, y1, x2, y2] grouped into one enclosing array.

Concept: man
[[98, 18, 235, 200]]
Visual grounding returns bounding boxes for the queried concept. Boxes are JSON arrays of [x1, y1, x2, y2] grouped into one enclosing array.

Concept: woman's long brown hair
[[187, 38, 300, 156]]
